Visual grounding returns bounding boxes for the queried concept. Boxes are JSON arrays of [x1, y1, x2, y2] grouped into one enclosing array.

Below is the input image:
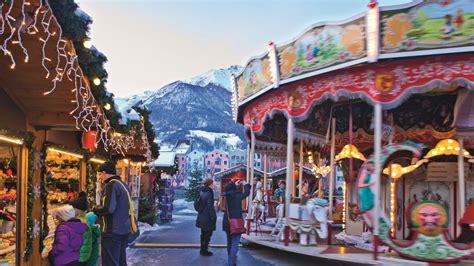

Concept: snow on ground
[[138, 222, 161, 233], [187, 130, 242, 149], [176, 209, 197, 215], [173, 199, 189, 209]]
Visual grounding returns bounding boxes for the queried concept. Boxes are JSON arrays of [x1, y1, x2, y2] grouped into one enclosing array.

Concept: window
[[207, 169, 210, 173], [215, 160, 221, 165], [215, 168, 221, 172], [224, 161, 227, 165], [207, 161, 210, 165]]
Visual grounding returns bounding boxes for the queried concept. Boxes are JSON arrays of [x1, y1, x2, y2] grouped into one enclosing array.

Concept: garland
[[84, 154, 98, 206], [39, 143, 48, 253]]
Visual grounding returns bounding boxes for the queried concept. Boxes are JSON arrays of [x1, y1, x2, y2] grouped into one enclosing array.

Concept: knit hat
[[53, 205, 76, 222], [85, 212, 98, 226], [98, 161, 116, 175]]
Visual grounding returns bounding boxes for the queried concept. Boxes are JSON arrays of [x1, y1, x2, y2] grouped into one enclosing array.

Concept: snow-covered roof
[[152, 150, 176, 167], [267, 165, 315, 178], [114, 98, 141, 125], [214, 164, 264, 179]]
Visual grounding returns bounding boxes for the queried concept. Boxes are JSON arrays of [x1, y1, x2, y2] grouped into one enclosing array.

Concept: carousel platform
[[242, 233, 474, 265]]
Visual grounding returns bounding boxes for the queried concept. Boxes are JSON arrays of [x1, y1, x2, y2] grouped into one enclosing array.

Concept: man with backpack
[[93, 161, 138, 266], [195, 178, 217, 256]]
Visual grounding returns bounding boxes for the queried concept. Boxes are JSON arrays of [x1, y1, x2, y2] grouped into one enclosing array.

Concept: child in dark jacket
[[49, 205, 87, 266]]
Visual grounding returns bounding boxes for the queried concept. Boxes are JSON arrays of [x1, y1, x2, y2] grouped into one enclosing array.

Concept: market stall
[[232, 0, 474, 263]]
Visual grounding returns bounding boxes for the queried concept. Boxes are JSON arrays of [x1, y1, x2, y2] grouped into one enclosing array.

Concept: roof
[[267, 165, 315, 178], [152, 150, 176, 167], [214, 164, 264, 179]]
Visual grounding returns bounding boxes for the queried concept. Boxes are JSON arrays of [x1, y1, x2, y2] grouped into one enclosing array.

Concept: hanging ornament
[[82, 131, 98, 152]]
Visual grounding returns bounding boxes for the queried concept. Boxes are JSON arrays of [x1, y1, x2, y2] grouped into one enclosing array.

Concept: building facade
[[204, 150, 230, 179], [186, 149, 205, 181], [228, 149, 246, 168]]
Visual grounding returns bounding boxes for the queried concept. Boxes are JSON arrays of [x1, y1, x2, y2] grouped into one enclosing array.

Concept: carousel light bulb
[[104, 103, 111, 110], [93, 78, 101, 86], [83, 40, 92, 49]]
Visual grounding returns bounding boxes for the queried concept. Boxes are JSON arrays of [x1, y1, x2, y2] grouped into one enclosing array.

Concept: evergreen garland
[[39, 142, 48, 253], [85, 154, 98, 206]]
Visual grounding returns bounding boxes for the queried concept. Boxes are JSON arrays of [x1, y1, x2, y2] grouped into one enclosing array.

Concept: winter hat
[[69, 195, 88, 211], [98, 161, 116, 175], [85, 212, 98, 226], [53, 205, 76, 222]]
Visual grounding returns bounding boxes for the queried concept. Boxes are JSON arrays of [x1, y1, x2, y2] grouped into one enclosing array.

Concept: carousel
[[232, 0, 474, 264]]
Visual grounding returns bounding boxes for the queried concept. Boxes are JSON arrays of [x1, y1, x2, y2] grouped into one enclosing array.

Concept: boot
[[200, 242, 213, 256]]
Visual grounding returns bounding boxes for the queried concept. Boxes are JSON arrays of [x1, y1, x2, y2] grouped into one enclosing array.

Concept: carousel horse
[[251, 180, 265, 222], [356, 142, 474, 263], [291, 198, 329, 246]]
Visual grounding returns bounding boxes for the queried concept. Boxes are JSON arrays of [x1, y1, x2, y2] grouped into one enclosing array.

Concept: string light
[[0, 135, 24, 145], [47, 148, 83, 159], [104, 103, 111, 110], [90, 158, 106, 164], [390, 180, 396, 237], [93, 77, 101, 86], [342, 178, 346, 230], [1, 0, 152, 156], [83, 40, 92, 49]]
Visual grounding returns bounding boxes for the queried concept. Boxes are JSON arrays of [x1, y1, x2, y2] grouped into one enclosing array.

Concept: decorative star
[[33, 219, 40, 239], [33, 184, 41, 200]]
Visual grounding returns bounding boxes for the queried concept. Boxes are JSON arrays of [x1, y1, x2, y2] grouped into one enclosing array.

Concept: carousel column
[[246, 131, 256, 235], [328, 118, 336, 245], [373, 103, 382, 260], [457, 137, 466, 235], [299, 140, 303, 198], [246, 143, 250, 183], [263, 154, 268, 217], [284, 117, 295, 246]]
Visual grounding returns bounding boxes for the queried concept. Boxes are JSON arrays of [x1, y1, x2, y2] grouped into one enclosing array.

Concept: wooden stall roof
[[0, 2, 95, 129], [214, 164, 265, 179]]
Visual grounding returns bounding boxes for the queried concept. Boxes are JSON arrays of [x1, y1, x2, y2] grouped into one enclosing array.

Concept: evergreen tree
[[184, 166, 203, 202], [138, 190, 157, 225]]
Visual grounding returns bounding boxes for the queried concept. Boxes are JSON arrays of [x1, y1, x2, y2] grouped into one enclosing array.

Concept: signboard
[[426, 162, 469, 182], [236, 54, 273, 101]]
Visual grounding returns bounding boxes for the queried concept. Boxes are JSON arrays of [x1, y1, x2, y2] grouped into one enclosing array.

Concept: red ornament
[[368, 0, 377, 8], [82, 131, 97, 152]]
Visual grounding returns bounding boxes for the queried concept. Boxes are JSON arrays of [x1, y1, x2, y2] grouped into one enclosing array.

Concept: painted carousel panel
[[381, 0, 474, 54]]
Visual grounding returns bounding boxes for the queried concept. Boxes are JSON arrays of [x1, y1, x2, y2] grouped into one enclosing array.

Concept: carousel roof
[[233, 0, 474, 138], [267, 165, 315, 178]]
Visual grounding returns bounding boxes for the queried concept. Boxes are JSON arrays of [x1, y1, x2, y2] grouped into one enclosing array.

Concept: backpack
[[194, 193, 205, 213]]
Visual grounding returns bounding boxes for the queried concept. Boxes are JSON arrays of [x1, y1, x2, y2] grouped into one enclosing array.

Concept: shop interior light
[[90, 158, 106, 164], [335, 144, 366, 161], [123, 159, 130, 164], [48, 148, 83, 159], [0, 135, 24, 145], [424, 139, 472, 159]]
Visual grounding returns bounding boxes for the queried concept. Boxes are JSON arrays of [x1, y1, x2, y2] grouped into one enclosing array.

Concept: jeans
[[101, 233, 129, 266], [226, 232, 241, 266]]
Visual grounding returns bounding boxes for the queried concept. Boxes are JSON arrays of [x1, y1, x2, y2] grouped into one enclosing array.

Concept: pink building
[[174, 139, 190, 187], [204, 150, 230, 179]]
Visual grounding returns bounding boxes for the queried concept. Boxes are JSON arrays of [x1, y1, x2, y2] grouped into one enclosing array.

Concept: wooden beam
[[28, 111, 77, 128]]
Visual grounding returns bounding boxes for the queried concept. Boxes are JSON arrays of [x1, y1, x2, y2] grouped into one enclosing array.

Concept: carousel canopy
[[234, 0, 474, 137]]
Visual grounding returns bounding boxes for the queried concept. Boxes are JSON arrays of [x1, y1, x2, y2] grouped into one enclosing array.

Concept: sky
[[78, 0, 412, 97]]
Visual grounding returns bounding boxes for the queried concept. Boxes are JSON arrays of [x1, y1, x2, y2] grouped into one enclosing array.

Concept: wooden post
[[17, 145, 28, 265], [458, 137, 466, 236], [298, 140, 303, 198], [373, 103, 382, 260], [284, 117, 295, 246]]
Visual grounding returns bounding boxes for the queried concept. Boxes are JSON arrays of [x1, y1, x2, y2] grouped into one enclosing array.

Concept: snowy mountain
[[116, 66, 246, 152], [184, 65, 242, 91]]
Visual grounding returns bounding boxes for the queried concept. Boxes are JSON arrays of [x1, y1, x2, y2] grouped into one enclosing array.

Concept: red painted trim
[[242, 54, 474, 134]]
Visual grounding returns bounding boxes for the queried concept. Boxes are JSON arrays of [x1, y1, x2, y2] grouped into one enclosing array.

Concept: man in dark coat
[[93, 161, 132, 266], [196, 178, 217, 256]]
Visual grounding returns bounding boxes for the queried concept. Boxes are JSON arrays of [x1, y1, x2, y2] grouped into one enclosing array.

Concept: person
[[49, 204, 87, 266], [223, 179, 251, 266], [79, 212, 101, 266], [455, 8, 464, 32], [195, 178, 217, 256], [274, 181, 286, 219], [67, 191, 88, 222], [92, 161, 132, 266]]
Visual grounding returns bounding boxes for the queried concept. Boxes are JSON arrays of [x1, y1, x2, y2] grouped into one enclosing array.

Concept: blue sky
[[79, 0, 412, 97]]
